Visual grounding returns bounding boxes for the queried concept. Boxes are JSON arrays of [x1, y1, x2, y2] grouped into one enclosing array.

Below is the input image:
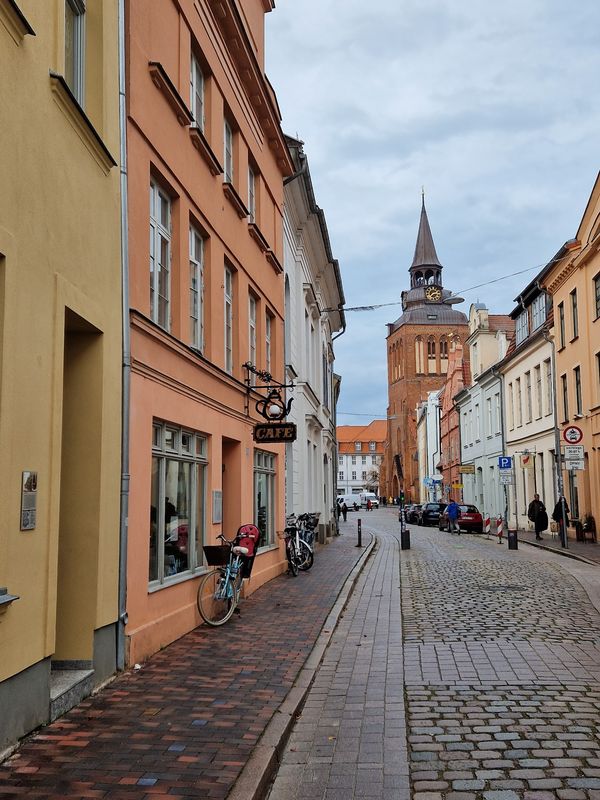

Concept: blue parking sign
[[498, 456, 512, 469]]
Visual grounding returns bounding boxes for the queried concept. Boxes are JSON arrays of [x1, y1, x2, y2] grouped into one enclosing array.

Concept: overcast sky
[[265, 1, 600, 426]]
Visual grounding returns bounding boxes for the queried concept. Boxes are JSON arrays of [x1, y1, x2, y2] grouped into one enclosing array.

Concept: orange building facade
[[124, 0, 293, 664]]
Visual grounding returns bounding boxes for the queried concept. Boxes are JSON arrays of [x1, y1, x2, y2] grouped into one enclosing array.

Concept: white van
[[337, 494, 360, 511], [359, 492, 379, 509]]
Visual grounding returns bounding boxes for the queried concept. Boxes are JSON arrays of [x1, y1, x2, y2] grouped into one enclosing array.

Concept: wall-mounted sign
[[498, 456, 512, 469], [212, 490, 223, 524], [499, 473, 514, 484], [20, 471, 38, 531], [253, 422, 297, 443], [563, 445, 584, 460], [458, 464, 475, 474]]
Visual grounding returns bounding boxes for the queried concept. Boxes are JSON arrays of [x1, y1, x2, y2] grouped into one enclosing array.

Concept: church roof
[[411, 198, 442, 269], [389, 305, 468, 332]]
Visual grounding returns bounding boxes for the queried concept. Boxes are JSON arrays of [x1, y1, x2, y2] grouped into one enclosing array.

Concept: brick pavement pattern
[[266, 527, 410, 800], [0, 534, 363, 800]]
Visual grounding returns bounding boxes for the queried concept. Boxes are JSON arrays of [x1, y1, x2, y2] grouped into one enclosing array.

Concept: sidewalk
[[0, 525, 369, 800], [507, 527, 600, 565]]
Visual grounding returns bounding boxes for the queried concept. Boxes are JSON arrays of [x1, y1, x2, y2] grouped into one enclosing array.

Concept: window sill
[[248, 222, 269, 252], [49, 72, 117, 174], [148, 568, 207, 592], [1, 0, 35, 43], [0, 587, 19, 613], [257, 542, 280, 555], [570, 336, 579, 344], [266, 249, 283, 274], [189, 125, 223, 176], [148, 62, 193, 127], [223, 181, 249, 219], [557, 345, 566, 353]]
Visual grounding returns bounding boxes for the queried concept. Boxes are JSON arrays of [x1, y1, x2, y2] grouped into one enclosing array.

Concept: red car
[[438, 504, 483, 533]]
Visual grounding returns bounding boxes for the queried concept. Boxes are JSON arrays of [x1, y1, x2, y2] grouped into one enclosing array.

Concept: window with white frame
[[486, 397, 492, 436], [516, 377, 522, 425], [515, 310, 529, 345], [475, 404, 480, 440], [362, 471, 367, 481], [248, 166, 256, 223], [265, 311, 272, 375], [351, 471, 356, 480], [361, 455, 366, 464], [544, 359, 552, 415], [372, 456, 377, 465], [574, 366, 582, 415], [150, 181, 171, 330], [338, 456, 343, 466], [224, 265, 233, 374], [338, 471, 343, 480], [531, 293, 547, 331], [254, 450, 275, 548], [248, 294, 257, 384], [65, 0, 86, 105], [571, 289, 579, 338], [189, 226, 204, 351], [149, 421, 207, 584], [535, 365, 542, 418], [508, 382, 514, 429], [369, 441, 376, 451], [224, 119, 233, 184], [355, 441, 362, 452], [495, 392, 501, 433], [351, 456, 356, 465], [190, 52, 204, 130], [525, 371, 532, 422]]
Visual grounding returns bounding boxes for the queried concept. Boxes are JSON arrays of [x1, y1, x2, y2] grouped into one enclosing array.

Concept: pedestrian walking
[[366, 499, 372, 512], [341, 502, 348, 522], [527, 493, 548, 540], [446, 498, 461, 534], [552, 496, 570, 546]]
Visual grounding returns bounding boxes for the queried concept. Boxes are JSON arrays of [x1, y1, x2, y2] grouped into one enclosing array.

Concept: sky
[[265, 0, 600, 426]]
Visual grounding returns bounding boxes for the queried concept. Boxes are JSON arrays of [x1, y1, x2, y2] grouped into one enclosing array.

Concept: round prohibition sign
[[563, 425, 583, 444]]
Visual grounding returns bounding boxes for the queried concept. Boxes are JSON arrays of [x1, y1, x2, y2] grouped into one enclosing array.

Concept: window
[[561, 374, 568, 421], [254, 450, 276, 548], [355, 442, 362, 452], [415, 337, 424, 373], [427, 338, 436, 373], [224, 119, 233, 184], [525, 371, 532, 423], [558, 302, 565, 348], [149, 422, 207, 584], [150, 181, 171, 330], [190, 53, 204, 130], [369, 441, 376, 451], [472, 342, 478, 376], [535, 365, 542, 418], [351, 456, 356, 465], [265, 312, 272, 375], [248, 166, 256, 223], [574, 366, 582, 415], [494, 392, 501, 433], [516, 378, 522, 426], [361, 455, 367, 465], [248, 294, 257, 369], [361, 471, 367, 481], [189, 226, 204, 351], [595, 273, 600, 319], [65, 0, 85, 104], [544, 359, 552, 416], [475, 404, 480, 440], [570, 289, 579, 339], [338, 456, 343, 466], [486, 398, 492, 436], [508, 383, 514, 430], [371, 456, 377, 465], [351, 471, 356, 481], [531, 294, 547, 331], [224, 265, 233, 374], [338, 471, 343, 481], [516, 310, 529, 345]]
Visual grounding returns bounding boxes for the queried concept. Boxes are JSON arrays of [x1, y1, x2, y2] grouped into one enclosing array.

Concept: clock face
[[425, 286, 442, 302]]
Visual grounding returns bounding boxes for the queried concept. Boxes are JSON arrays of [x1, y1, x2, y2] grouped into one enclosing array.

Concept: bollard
[[496, 516, 503, 544], [356, 518, 362, 548], [400, 527, 411, 550], [484, 515, 491, 538], [507, 528, 518, 550]]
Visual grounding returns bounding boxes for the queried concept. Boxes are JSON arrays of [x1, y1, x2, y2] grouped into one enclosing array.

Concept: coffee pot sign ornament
[[255, 388, 293, 421]]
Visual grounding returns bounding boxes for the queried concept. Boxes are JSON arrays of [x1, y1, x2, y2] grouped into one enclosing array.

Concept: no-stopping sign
[[563, 425, 583, 444]]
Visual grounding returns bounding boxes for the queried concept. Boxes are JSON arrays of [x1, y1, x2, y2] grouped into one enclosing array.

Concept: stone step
[[49, 668, 94, 722]]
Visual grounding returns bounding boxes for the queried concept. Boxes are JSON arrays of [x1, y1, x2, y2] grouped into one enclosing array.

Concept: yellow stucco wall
[[0, 0, 122, 679]]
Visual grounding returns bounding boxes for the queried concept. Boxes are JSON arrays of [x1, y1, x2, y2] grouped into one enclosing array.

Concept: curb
[[518, 538, 598, 566], [227, 533, 376, 800]]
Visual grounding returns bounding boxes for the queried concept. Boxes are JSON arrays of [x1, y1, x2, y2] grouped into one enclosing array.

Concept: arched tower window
[[415, 336, 424, 374], [440, 336, 449, 373], [398, 338, 404, 378], [427, 337, 436, 373]]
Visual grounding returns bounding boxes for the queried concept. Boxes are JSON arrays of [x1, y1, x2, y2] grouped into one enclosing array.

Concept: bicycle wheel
[[286, 541, 299, 576], [297, 539, 314, 571], [197, 568, 241, 626]]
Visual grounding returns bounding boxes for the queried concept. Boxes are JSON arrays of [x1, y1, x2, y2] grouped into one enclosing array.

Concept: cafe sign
[[253, 422, 297, 443]]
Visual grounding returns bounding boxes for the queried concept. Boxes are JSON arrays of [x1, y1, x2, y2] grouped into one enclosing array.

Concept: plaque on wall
[[20, 471, 38, 531]]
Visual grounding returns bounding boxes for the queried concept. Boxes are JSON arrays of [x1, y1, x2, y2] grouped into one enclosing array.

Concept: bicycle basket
[[202, 545, 231, 566]]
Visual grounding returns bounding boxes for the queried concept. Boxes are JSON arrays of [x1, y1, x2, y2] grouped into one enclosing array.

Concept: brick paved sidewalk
[[0, 528, 366, 800], [514, 527, 600, 565]]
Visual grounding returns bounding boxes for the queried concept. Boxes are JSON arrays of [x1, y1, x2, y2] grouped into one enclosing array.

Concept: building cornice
[[1, 0, 35, 44]]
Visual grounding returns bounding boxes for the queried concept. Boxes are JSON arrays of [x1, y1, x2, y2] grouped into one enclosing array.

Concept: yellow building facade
[[0, 0, 122, 749], [542, 173, 600, 537]]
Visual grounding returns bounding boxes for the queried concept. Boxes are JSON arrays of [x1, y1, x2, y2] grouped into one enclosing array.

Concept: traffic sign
[[498, 456, 512, 469], [499, 473, 514, 484], [563, 425, 583, 444], [563, 445, 584, 460], [565, 459, 584, 471]]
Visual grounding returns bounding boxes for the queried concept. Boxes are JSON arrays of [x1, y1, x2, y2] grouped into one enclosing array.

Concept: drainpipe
[[542, 327, 568, 548], [117, 0, 131, 670], [491, 365, 509, 529]]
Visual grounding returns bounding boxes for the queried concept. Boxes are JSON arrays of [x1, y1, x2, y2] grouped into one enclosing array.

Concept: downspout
[[117, 0, 131, 670], [491, 365, 508, 526]]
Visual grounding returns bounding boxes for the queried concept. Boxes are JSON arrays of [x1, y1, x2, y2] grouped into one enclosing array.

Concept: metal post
[[356, 518, 362, 548]]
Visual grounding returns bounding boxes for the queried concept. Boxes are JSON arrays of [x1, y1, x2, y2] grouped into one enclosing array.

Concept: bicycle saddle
[[233, 545, 249, 555]]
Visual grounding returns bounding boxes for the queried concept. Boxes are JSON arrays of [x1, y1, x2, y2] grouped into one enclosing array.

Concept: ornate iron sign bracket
[[242, 362, 295, 420]]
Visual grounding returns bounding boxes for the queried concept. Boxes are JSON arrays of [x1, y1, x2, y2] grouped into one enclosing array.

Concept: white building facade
[[283, 136, 345, 540], [417, 391, 443, 502], [499, 286, 557, 531]]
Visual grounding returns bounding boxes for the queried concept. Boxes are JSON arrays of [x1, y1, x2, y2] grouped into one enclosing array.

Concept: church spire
[[409, 196, 442, 288]]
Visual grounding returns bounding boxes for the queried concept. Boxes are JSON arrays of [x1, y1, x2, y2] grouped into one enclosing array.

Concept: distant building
[[383, 199, 468, 502], [337, 421, 387, 496], [439, 340, 470, 500], [416, 391, 443, 502]]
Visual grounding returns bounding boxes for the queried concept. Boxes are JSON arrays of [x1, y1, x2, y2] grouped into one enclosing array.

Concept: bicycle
[[197, 525, 258, 626], [283, 514, 314, 572]]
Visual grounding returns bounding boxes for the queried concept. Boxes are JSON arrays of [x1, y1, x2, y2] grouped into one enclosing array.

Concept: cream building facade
[[0, 0, 122, 748]]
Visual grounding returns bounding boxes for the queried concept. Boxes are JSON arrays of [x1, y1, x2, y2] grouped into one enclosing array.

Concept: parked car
[[405, 504, 422, 524], [438, 504, 483, 533], [417, 502, 447, 527]]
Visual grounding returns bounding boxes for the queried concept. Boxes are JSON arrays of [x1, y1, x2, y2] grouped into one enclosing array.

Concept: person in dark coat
[[341, 502, 348, 522], [552, 496, 570, 546], [528, 493, 548, 540]]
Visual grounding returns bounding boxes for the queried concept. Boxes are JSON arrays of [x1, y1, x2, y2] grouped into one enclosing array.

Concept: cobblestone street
[[267, 509, 600, 800]]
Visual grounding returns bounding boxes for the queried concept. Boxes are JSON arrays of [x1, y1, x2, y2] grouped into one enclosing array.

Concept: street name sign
[[498, 456, 512, 469], [563, 425, 583, 444], [459, 464, 475, 474]]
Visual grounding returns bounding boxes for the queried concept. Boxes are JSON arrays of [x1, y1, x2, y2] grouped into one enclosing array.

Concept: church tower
[[383, 198, 469, 502]]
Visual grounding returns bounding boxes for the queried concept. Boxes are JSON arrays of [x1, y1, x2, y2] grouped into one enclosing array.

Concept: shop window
[[254, 450, 276, 548], [149, 422, 207, 584]]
